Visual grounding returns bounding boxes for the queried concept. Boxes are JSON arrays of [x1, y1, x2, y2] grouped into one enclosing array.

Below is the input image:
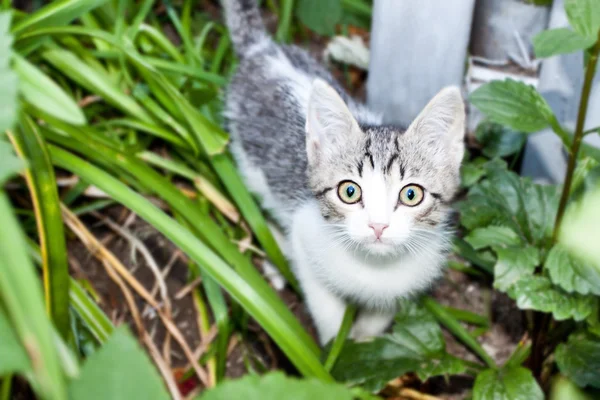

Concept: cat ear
[[306, 79, 361, 164], [406, 86, 465, 167]]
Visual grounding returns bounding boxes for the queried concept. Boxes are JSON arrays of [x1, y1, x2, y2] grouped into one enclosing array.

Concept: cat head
[[305, 79, 465, 257]]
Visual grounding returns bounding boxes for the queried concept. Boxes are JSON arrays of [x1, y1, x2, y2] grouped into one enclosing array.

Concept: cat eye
[[337, 181, 362, 204], [399, 184, 424, 207]]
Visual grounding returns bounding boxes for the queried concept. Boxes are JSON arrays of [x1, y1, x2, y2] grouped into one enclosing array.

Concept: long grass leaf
[[0, 192, 67, 399], [48, 145, 331, 380], [8, 117, 70, 339], [11, 0, 109, 36], [12, 55, 86, 125]]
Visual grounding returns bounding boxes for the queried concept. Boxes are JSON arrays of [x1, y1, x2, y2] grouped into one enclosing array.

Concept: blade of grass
[[422, 296, 496, 369], [324, 304, 356, 371], [48, 145, 330, 380], [275, 0, 294, 42], [8, 117, 70, 339], [0, 191, 67, 399], [12, 55, 86, 125], [11, 0, 109, 36], [442, 306, 489, 327], [452, 237, 494, 274]]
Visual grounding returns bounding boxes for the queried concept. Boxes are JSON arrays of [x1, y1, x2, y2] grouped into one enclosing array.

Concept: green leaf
[[474, 121, 527, 158], [507, 276, 596, 321], [12, 0, 110, 36], [458, 161, 560, 246], [469, 79, 555, 132], [0, 308, 31, 376], [493, 246, 539, 292], [550, 376, 597, 400], [0, 12, 18, 134], [556, 333, 600, 389], [533, 28, 596, 58], [564, 0, 600, 41], [560, 187, 600, 269], [13, 55, 86, 125], [473, 366, 543, 400], [296, 0, 342, 36], [69, 326, 170, 400], [331, 301, 465, 392], [546, 244, 600, 296], [465, 226, 522, 250], [0, 139, 25, 186], [198, 372, 356, 400], [461, 160, 486, 188]]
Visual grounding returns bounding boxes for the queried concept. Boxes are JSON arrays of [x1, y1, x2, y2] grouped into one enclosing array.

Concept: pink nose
[[369, 223, 389, 240]]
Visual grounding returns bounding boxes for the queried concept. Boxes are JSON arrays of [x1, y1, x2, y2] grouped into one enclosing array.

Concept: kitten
[[222, 0, 465, 344]]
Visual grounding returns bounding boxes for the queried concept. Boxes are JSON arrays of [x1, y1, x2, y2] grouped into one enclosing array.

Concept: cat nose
[[369, 223, 389, 239]]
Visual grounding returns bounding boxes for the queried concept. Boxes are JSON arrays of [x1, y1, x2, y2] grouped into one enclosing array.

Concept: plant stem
[[552, 35, 600, 242], [324, 304, 357, 371]]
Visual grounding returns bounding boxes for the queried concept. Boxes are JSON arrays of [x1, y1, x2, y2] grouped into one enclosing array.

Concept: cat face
[[305, 79, 465, 257]]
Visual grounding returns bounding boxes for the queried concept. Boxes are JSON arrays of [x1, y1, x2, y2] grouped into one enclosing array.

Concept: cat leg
[[301, 274, 348, 345], [350, 307, 396, 341], [261, 222, 287, 291]]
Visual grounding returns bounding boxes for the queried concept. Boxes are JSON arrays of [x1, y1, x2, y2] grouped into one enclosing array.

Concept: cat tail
[[222, 0, 273, 58]]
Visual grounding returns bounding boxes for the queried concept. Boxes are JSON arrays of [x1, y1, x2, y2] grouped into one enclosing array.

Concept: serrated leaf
[[469, 79, 555, 132], [295, 0, 342, 36], [0, 308, 31, 376], [331, 301, 465, 392], [13, 55, 86, 125], [474, 121, 527, 158], [507, 276, 596, 321], [545, 245, 600, 295], [458, 162, 560, 246], [0, 13, 18, 134], [473, 367, 543, 400], [533, 28, 596, 58], [564, 0, 600, 41], [69, 327, 169, 400], [465, 226, 522, 250], [494, 246, 539, 291], [556, 333, 600, 389], [198, 372, 356, 400]]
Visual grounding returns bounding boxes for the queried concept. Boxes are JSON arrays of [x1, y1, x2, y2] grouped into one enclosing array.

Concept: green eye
[[338, 181, 362, 204], [399, 184, 424, 206]]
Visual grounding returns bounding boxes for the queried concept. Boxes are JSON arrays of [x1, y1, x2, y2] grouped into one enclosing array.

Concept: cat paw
[[262, 259, 286, 291]]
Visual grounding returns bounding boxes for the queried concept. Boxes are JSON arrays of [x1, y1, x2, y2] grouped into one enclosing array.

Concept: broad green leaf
[[507, 276, 596, 321], [0, 139, 25, 186], [461, 160, 486, 188], [494, 246, 539, 291], [474, 121, 527, 158], [12, 0, 110, 36], [465, 226, 522, 250], [473, 367, 543, 400], [545, 244, 600, 296], [0, 309, 31, 375], [550, 376, 596, 400], [560, 187, 600, 269], [533, 28, 596, 58], [296, 0, 342, 36], [69, 326, 170, 400], [458, 161, 560, 246], [556, 333, 600, 389], [198, 372, 355, 400], [13, 55, 86, 125], [0, 13, 18, 134], [331, 301, 465, 392], [564, 0, 600, 41], [469, 79, 555, 132]]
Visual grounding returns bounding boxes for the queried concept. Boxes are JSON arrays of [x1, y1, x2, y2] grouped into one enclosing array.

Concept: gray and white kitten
[[222, 0, 465, 344]]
